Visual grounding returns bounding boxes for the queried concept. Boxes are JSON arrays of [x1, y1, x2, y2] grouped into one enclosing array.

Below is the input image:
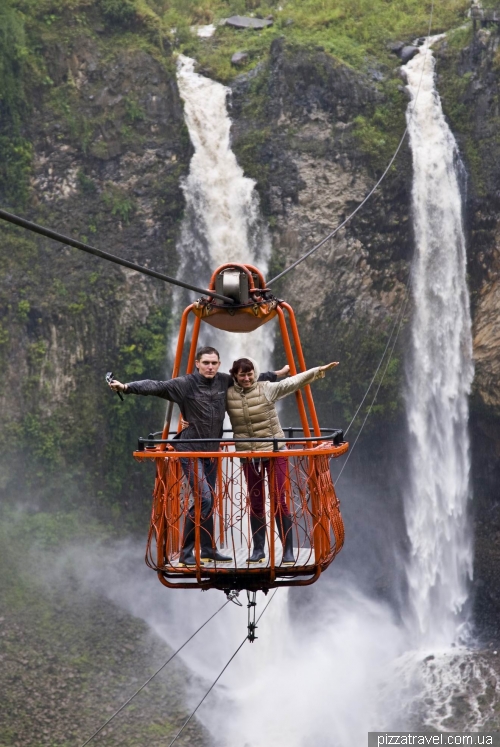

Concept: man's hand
[[109, 379, 127, 393], [275, 364, 290, 378], [318, 362, 339, 374], [180, 417, 189, 430]]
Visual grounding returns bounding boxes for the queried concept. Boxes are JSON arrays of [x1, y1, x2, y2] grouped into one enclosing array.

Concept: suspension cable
[[78, 599, 231, 747], [0, 208, 234, 304], [344, 267, 414, 437], [168, 589, 278, 747], [335, 271, 412, 486], [333, 4, 436, 461], [267, 3, 435, 287]]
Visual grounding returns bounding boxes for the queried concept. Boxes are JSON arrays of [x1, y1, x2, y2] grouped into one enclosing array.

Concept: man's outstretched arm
[[275, 364, 290, 378], [257, 364, 290, 382], [108, 378, 183, 401]]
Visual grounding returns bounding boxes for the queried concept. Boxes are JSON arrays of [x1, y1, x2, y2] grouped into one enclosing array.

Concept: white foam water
[[403, 38, 474, 649], [174, 55, 272, 367]]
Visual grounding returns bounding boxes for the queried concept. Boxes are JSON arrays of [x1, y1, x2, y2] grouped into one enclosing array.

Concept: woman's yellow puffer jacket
[[227, 359, 324, 452]]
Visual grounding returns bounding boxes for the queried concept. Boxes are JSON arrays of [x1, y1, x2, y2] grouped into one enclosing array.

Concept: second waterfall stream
[[403, 38, 474, 649]]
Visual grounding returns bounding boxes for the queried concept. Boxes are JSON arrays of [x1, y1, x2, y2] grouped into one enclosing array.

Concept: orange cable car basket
[[135, 263, 349, 592]]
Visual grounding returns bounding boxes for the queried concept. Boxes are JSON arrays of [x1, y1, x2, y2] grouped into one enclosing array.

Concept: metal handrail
[[147, 426, 339, 438], [137, 429, 345, 452]]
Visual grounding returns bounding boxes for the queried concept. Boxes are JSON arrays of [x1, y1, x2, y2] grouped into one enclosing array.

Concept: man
[[109, 347, 289, 566]]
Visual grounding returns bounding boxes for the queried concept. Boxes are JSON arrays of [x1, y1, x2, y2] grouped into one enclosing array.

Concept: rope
[[344, 268, 414, 437], [335, 271, 412, 486], [78, 599, 230, 747], [168, 589, 279, 747], [267, 3, 435, 287], [0, 208, 234, 304], [324, 7, 437, 475]]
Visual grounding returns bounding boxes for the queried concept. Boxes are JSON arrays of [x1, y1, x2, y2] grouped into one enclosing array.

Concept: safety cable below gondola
[[78, 598, 231, 747], [167, 589, 278, 747]]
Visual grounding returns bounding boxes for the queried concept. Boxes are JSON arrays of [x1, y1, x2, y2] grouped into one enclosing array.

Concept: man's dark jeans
[[180, 457, 217, 519]]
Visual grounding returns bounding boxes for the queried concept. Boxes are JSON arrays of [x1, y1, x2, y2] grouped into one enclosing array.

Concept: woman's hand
[[318, 362, 339, 375]]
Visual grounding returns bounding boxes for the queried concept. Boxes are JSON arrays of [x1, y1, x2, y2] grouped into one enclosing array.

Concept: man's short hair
[[195, 346, 220, 361]]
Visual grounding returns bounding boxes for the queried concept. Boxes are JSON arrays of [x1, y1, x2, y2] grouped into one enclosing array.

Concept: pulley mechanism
[[193, 263, 279, 332]]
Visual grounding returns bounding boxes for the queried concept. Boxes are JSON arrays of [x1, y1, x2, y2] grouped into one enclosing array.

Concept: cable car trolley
[[134, 264, 348, 593]]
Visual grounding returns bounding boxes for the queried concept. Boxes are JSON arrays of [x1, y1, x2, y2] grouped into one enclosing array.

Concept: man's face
[[235, 368, 255, 389], [195, 353, 221, 379]]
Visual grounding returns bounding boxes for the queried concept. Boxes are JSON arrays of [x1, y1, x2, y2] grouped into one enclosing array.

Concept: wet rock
[[231, 52, 249, 66], [387, 40, 405, 54], [400, 45, 420, 63], [225, 15, 273, 29]]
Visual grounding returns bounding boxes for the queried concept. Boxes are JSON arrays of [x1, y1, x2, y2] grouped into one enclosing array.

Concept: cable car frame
[[134, 264, 349, 592]]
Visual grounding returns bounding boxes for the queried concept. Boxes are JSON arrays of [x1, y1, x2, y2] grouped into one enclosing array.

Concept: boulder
[[231, 52, 249, 66], [387, 41, 405, 54], [400, 45, 420, 64], [225, 15, 273, 30]]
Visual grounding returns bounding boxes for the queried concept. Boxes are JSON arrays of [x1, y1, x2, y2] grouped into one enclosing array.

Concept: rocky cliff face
[[0, 12, 192, 516]]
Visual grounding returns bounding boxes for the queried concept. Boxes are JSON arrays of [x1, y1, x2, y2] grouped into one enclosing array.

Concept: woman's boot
[[247, 515, 266, 563], [276, 512, 295, 565]]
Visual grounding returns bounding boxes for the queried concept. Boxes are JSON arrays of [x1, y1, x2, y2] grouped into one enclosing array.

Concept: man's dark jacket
[[125, 370, 277, 451]]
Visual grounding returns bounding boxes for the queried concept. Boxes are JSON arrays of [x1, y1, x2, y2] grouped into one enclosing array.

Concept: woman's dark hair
[[230, 358, 254, 379]]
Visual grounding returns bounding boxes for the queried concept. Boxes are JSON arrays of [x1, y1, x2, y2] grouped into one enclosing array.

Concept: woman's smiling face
[[235, 368, 255, 388]]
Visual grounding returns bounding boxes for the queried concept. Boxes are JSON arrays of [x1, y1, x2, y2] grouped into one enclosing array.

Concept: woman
[[227, 357, 338, 565]]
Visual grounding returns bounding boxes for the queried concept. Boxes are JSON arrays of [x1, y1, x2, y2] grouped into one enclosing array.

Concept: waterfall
[[403, 39, 474, 647], [175, 55, 272, 367]]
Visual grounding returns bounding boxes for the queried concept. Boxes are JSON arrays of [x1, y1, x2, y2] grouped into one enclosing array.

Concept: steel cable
[[167, 589, 278, 747], [266, 3, 435, 287], [334, 272, 413, 486], [325, 4, 437, 470], [0, 208, 234, 303], [78, 599, 231, 747]]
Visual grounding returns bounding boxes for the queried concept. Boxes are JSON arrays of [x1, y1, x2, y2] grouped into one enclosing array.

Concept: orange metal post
[[193, 463, 202, 581], [186, 314, 201, 374], [268, 458, 276, 584], [276, 306, 311, 438], [161, 304, 194, 441], [282, 303, 321, 437], [217, 457, 224, 548]]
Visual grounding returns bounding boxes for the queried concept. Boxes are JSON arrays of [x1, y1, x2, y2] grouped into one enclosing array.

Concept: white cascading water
[[174, 55, 272, 367], [403, 38, 474, 649]]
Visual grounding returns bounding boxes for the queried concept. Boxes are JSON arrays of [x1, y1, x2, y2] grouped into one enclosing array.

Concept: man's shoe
[[200, 548, 232, 562], [178, 552, 204, 567]]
